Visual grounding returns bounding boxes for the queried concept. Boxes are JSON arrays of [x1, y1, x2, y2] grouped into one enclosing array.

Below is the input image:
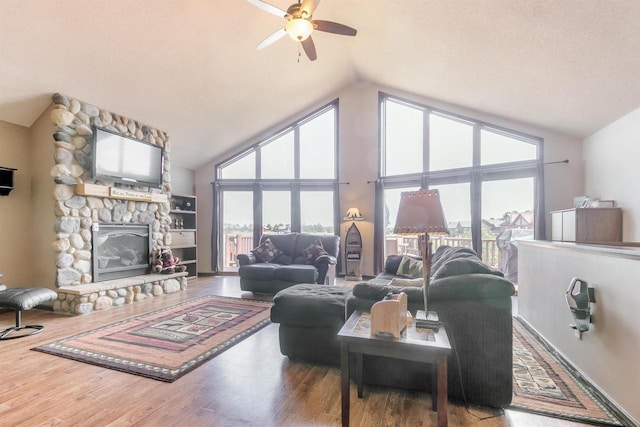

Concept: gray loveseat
[[346, 245, 516, 408], [237, 233, 340, 294]]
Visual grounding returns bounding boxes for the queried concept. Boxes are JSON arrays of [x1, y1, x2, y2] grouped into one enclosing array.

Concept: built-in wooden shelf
[[169, 194, 197, 279]]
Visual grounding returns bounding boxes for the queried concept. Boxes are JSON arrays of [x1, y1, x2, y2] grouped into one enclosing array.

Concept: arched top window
[[218, 101, 337, 181], [214, 100, 340, 273], [378, 92, 545, 274]]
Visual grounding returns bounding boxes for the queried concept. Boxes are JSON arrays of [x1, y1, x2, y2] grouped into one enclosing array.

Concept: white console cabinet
[[550, 208, 621, 242]]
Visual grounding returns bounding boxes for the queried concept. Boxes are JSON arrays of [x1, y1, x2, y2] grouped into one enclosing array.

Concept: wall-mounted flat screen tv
[[92, 126, 164, 188]]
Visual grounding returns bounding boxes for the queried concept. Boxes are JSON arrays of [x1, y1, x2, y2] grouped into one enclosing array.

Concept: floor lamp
[[394, 189, 449, 327]]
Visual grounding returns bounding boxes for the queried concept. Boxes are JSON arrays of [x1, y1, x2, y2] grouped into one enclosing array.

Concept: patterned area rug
[[32, 296, 272, 382], [511, 319, 624, 426]]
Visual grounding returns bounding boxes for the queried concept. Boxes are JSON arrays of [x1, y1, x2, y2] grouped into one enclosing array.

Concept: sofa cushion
[[303, 240, 328, 264], [238, 263, 279, 280], [396, 255, 423, 278], [275, 265, 318, 284], [430, 246, 479, 275], [260, 234, 299, 261], [251, 238, 283, 263], [293, 233, 339, 264], [431, 257, 503, 280]]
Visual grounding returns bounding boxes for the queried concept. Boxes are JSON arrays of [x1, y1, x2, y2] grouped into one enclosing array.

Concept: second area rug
[[510, 319, 624, 426], [33, 295, 272, 382]]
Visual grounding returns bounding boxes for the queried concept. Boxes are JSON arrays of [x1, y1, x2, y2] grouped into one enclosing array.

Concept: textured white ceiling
[[1, 0, 640, 169]]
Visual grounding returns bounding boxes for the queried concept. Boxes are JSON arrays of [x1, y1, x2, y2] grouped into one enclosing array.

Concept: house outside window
[[214, 101, 339, 272], [379, 93, 544, 280]]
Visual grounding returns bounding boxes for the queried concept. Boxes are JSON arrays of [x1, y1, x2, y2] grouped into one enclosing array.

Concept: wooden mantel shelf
[[76, 183, 168, 203]]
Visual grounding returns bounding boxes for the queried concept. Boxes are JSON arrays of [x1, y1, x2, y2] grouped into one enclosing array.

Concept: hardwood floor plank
[[0, 276, 590, 426]]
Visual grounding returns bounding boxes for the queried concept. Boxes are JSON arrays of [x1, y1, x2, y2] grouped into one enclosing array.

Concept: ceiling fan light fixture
[[286, 18, 313, 41]]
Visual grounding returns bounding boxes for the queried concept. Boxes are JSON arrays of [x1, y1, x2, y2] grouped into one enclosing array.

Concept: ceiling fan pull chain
[[298, 44, 302, 63]]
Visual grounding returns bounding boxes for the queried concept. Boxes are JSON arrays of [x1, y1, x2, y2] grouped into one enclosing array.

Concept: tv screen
[[92, 126, 163, 188]]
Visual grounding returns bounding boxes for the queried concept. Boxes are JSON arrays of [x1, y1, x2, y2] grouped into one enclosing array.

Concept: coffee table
[[337, 310, 452, 427]]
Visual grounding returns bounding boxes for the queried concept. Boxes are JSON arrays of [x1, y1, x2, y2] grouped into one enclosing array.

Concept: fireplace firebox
[[92, 223, 153, 282]]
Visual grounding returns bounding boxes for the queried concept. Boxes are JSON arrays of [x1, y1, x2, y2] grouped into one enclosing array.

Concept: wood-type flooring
[[0, 276, 588, 426]]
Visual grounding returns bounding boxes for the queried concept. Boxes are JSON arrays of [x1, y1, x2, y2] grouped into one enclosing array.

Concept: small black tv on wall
[[92, 126, 164, 188]]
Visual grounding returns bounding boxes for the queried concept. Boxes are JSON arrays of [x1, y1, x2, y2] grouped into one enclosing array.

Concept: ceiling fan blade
[[301, 36, 317, 61], [257, 28, 287, 50], [300, 0, 321, 18], [312, 20, 357, 36], [246, 0, 288, 18]]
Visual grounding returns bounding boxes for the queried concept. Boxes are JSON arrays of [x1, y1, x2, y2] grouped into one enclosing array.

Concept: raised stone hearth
[[56, 272, 188, 315]]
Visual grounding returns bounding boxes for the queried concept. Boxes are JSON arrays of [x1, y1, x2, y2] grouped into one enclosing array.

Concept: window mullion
[[291, 183, 301, 232], [423, 110, 430, 175], [473, 124, 481, 167], [294, 127, 300, 179]]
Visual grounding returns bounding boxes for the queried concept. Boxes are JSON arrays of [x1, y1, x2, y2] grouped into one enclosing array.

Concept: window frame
[[378, 92, 545, 263], [213, 100, 340, 272]]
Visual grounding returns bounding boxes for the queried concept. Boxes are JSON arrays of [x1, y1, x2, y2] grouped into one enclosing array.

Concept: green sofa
[[345, 246, 516, 408], [237, 233, 339, 294]]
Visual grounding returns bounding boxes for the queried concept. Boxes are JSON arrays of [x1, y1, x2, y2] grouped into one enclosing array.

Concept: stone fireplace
[[49, 93, 188, 315]]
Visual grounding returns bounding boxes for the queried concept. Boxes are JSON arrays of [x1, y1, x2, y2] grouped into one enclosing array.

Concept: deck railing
[[222, 233, 500, 270], [385, 235, 500, 268], [224, 234, 254, 269]]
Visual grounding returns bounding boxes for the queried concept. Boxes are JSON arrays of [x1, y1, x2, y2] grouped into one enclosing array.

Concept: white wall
[[518, 241, 640, 424], [195, 82, 584, 275], [171, 165, 195, 196], [584, 107, 640, 241], [30, 105, 57, 288], [0, 120, 32, 287]]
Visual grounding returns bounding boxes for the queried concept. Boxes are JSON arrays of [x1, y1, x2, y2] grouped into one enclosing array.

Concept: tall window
[[215, 101, 339, 272], [380, 93, 543, 275]]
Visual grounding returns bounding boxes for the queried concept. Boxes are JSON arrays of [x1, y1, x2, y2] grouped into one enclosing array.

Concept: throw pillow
[[390, 277, 424, 287], [395, 255, 423, 279], [251, 238, 283, 263], [303, 240, 328, 264]]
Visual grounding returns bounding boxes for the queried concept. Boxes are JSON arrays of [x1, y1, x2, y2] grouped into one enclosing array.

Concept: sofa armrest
[[314, 255, 337, 285], [237, 253, 257, 266], [315, 254, 337, 266]]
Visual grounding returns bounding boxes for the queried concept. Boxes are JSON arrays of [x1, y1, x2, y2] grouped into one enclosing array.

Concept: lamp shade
[[343, 207, 364, 221], [394, 189, 448, 235]]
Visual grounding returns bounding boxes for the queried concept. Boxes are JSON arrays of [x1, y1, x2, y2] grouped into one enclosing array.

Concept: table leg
[[341, 343, 350, 427], [431, 363, 437, 411], [356, 352, 364, 398], [437, 357, 448, 427]]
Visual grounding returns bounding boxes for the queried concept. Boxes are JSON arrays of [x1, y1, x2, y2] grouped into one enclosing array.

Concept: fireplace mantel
[[76, 183, 168, 203]]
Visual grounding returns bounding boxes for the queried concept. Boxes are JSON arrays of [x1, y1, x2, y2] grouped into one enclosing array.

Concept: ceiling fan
[[247, 0, 357, 61]]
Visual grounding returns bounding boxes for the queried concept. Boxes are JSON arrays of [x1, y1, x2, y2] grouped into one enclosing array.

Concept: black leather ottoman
[[270, 283, 352, 365], [0, 287, 58, 340]]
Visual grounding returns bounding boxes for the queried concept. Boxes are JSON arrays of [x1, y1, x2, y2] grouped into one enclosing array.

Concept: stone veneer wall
[[48, 93, 186, 314]]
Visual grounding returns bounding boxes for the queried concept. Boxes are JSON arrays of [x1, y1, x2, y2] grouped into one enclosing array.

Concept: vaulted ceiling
[[2, 0, 640, 170]]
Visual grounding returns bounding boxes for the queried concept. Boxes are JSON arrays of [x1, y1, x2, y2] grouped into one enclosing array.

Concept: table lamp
[[394, 189, 449, 328], [343, 207, 364, 222]]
